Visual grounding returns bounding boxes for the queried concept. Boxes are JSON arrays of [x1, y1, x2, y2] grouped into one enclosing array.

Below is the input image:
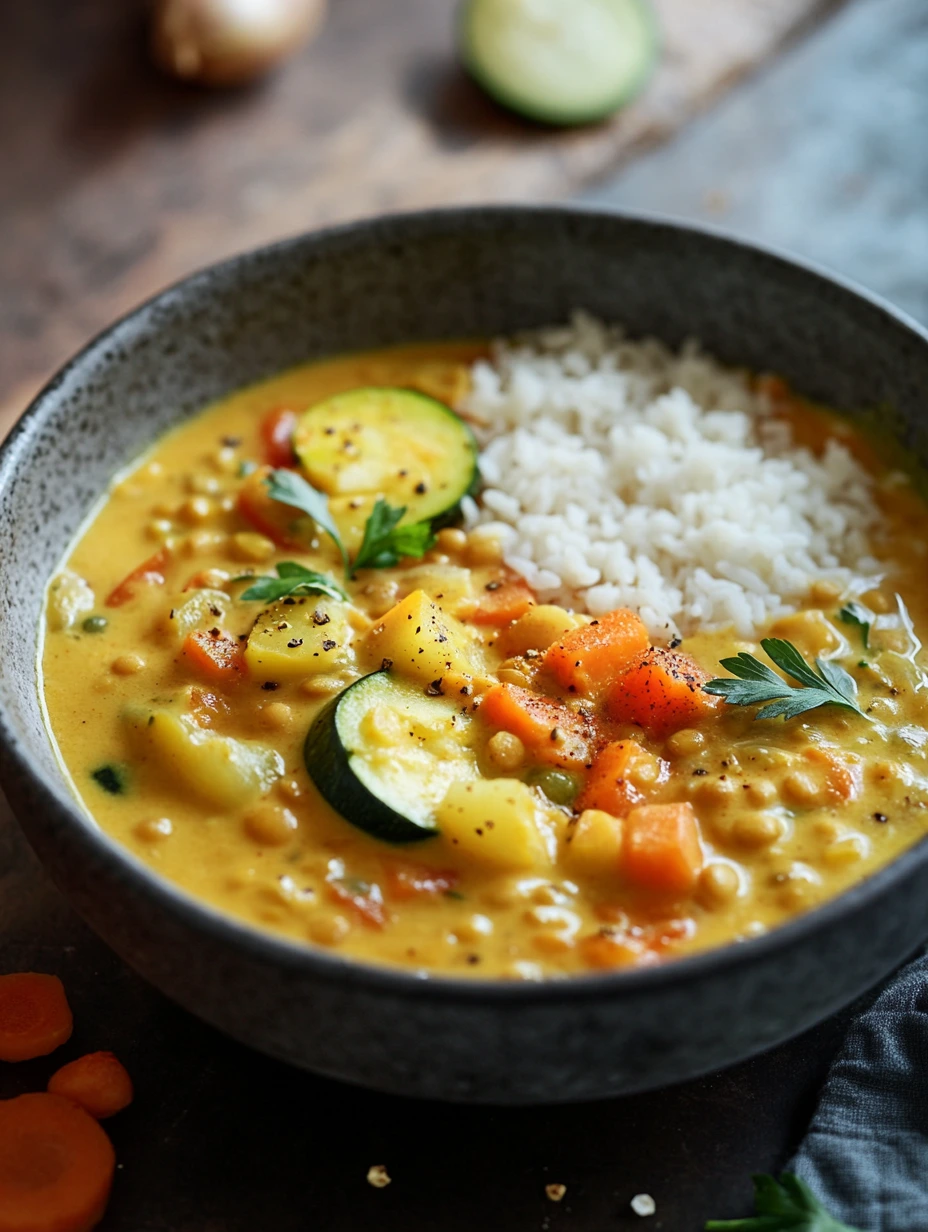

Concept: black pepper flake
[[873, 812, 888, 823], [414, 481, 427, 495], [381, 658, 394, 671], [209, 605, 222, 617], [589, 620, 599, 626], [321, 639, 337, 651], [312, 609, 331, 626], [283, 597, 296, 605], [209, 627, 220, 637], [466, 954, 480, 965], [485, 581, 502, 592], [669, 637, 682, 649], [262, 681, 279, 691], [221, 435, 242, 447], [169, 609, 176, 620], [426, 679, 444, 696], [460, 685, 473, 696], [287, 638, 303, 649], [550, 727, 562, 742], [693, 768, 708, 776]]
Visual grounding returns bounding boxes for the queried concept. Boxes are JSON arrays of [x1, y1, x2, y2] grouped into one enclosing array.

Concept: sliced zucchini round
[[304, 670, 479, 844], [292, 387, 478, 551], [458, 0, 658, 127]]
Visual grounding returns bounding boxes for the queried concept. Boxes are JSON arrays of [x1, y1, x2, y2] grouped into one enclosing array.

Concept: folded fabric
[[789, 949, 928, 1231]]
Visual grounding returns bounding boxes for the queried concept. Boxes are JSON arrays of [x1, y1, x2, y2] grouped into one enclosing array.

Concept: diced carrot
[[260, 406, 298, 469], [479, 683, 593, 768], [0, 1092, 115, 1232], [607, 648, 720, 738], [182, 630, 246, 682], [327, 879, 386, 929], [48, 1053, 133, 1121], [384, 861, 458, 901], [237, 465, 303, 549], [105, 547, 171, 608], [575, 740, 653, 817], [187, 687, 230, 727], [464, 573, 535, 627], [804, 747, 863, 803], [579, 928, 656, 971], [0, 973, 73, 1063], [544, 608, 649, 696], [622, 803, 704, 896]]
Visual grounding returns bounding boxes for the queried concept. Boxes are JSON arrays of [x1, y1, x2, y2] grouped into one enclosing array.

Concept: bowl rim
[[3, 200, 928, 1006]]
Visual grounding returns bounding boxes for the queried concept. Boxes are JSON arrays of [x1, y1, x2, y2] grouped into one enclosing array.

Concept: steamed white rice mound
[[462, 313, 880, 639]]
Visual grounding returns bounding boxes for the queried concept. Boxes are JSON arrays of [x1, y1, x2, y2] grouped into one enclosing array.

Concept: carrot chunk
[[479, 683, 592, 768], [384, 861, 458, 901], [463, 574, 535, 627], [622, 803, 704, 896], [327, 879, 385, 929], [48, 1053, 133, 1121], [236, 465, 303, 549], [0, 1092, 115, 1232], [105, 547, 171, 608], [260, 406, 298, 469], [182, 630, 246, 682], [607, 648, 720, 738], [544, 608, 649, 695], [575, 740, 651, 818], [0, 974, 73, 1063]]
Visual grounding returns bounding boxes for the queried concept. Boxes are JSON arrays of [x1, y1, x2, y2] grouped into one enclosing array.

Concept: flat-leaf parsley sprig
[[837, 601, 872, 649], [703, 638, 869, 722], [264, 469, 349, 571], [705, 1172, 862, 1231], [235, 562, 347, 604]]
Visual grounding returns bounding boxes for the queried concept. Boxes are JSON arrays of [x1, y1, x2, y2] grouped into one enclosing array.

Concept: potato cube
[[436, 778, 548, 871]]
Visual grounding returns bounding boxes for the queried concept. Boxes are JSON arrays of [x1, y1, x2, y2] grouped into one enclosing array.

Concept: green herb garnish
[[236, 561, 347, 604], [237, 459, 258, 478], [705, 1173, 861, 1231], [703, 638, 868, 721], [91, 764, 127, 795], [264, 469, 349, 571], [838, 601, 871, 649], [350, 498, 435, 577]]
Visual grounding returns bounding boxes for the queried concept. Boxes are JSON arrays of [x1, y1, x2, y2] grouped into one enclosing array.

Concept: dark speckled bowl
[[3, 207, 928, 1104]]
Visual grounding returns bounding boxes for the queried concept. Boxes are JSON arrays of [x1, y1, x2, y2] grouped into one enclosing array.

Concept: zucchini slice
[[292, 387, 478, 550], [304, 670, 479, 843], [458, 0, 658, 127]]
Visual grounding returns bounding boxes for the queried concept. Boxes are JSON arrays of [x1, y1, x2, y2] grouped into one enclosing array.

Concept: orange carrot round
[[0, 1092, 115, 1232], [48, 1053, 134, 1121], [0, 974, 73, 1063]]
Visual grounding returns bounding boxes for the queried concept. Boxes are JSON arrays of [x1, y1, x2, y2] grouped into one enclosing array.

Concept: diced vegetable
[[292, 387, 478, 549], [125, 709, 283, 808], [608, 648, 720, 737], [245, 595, 355, 681], [327, 878, 386, 928], [397, 563, 475, 617], [461, 573, 535, 627], [163, 588, 229, 641], [47, 570, 95, 631], [237, 465, 310, 549], [575, 740, 654, 817], [383, 860, 459, 900], [105, 547, 172, 608], [544, 608, 649, 696], [304, 671, 479, 843], [479, 682, 592, 768], [260, 406, 298, 468], [563, 808, 624, 876], [182, 629, 247, 683], [436, 778, 548, 871], [48, 1052, 134, 1121], [367, 589, 482, 688], [0, 973, 73, 1062], [498, 604, 585, 656], [621, 803, 704, 895]]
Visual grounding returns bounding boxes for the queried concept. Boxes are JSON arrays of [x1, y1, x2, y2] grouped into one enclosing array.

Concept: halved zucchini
[[292, 387, 478, 549], [304, 670, 479, 843]]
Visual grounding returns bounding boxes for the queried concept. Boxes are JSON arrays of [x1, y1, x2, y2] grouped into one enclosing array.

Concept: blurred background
[[1, 0, 924, 443]]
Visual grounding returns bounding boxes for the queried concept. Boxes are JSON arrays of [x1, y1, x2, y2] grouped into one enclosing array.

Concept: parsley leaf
[[350, 499, 435, 577], [237, 562, 347, 603], [705, 1172, 862, 1231], [264, 469, 348, 570], [703, 638, 869, 722], [838, 601, 871, 649]]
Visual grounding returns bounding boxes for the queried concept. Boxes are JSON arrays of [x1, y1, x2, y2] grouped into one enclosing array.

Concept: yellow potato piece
[[366, 589, 481, 687], [246, 596, 355, 682], [562, 808, 624, 876], [436, 778, 548, 871]]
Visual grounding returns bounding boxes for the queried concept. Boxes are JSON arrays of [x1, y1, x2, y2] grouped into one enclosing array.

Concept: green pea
[[537, 769, 580, 807], [82, 615, 109, 633]]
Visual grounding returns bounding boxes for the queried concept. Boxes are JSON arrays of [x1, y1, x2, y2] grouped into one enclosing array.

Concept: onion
[[151, 0, 327, 87]]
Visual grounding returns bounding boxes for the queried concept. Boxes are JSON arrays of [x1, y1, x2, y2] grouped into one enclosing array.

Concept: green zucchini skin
[[304, 672, 441, 844], [457, 0, 659, 128]]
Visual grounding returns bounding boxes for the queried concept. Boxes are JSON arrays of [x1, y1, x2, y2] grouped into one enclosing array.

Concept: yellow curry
[[40, 342, 928, 979]]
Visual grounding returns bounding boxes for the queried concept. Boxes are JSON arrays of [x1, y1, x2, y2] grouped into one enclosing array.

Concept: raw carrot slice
[[105, 547, 171, 608], [575, 740, 652, 817], [479, 683, 592, 768], [0, 974, 73, 1063], [48, 1053, 133, 1122], [182, 630, 246, 682], [463, 574, 535, 627], [607, 647, 720, 738], [622, 802, 704, 896], [236, 465, 304, 549], [260, 406, 298, 469], [544, 608, 649, 695], [383, 861, 459, 901], [0, 1092, 115, 1232]]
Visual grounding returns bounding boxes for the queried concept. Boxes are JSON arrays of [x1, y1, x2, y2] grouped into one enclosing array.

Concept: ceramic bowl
[[2, 207, 928, 1103]]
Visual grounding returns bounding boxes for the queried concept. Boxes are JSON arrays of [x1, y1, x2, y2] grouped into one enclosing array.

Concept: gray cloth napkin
[[789, 949, 928, 1231]]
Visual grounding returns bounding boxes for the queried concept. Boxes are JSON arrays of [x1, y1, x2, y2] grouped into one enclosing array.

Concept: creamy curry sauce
[[41, 343, 928, 979]]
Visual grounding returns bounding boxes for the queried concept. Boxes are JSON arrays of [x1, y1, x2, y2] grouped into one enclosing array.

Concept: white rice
[[462, 312, 881, 639]]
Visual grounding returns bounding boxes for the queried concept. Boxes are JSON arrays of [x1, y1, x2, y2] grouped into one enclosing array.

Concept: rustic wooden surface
[[0, 0, 838, 438]]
